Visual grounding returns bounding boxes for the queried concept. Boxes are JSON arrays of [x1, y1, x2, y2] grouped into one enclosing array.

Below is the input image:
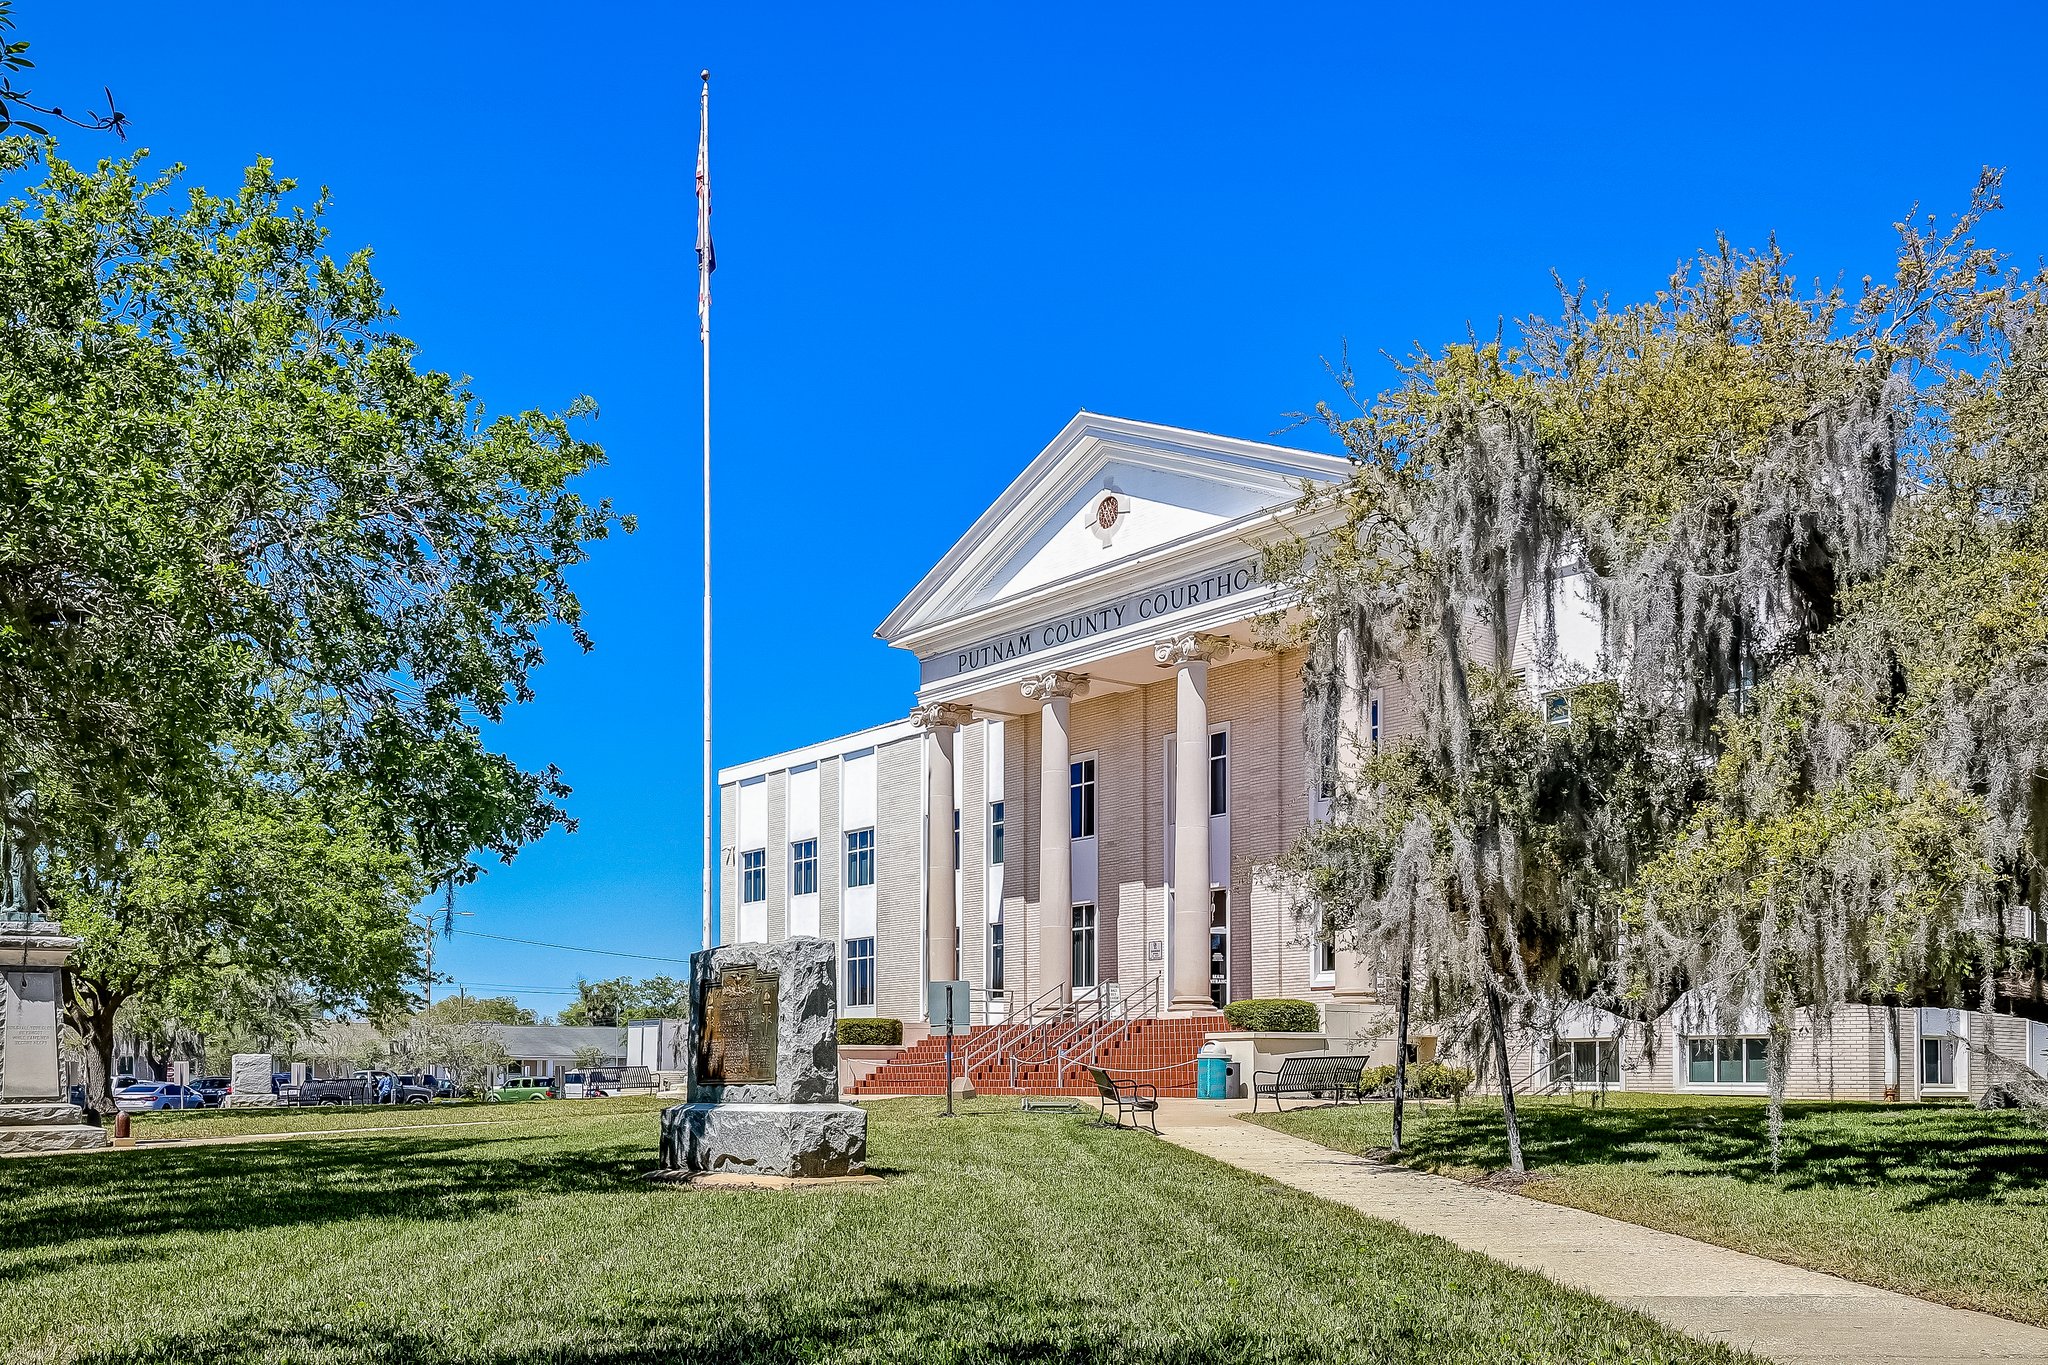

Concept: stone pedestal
[[0, 922, 107, 1154], [661, 1101, 867, 1177], [222, 1052, 282, 1108], [660, 937, 868, 1179]]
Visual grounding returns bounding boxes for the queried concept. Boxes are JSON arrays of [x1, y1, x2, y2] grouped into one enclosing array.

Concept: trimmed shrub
[[836, 1017, 903, 1047], [1222, 998, 1321, 1033], [1358, 1060, 1475, 1100]]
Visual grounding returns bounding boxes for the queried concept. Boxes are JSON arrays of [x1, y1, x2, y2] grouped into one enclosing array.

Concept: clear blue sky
[[26, 3, 2048, 1018]]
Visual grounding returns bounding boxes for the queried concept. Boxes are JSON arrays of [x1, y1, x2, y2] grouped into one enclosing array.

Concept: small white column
[[1156, 633, 1229, 1014], [911, 701, 973, 994], [1021, 671, 1085, 1007]]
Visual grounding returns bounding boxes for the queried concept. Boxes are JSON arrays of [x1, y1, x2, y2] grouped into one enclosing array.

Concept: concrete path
[[1152, 1100, 2048, 1365]]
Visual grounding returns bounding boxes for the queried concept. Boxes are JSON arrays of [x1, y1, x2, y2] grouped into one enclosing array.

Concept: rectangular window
[[740, 849, 766, 904], [1208, 730, 1228, 817], [1071, 903, 1097, 989], [1567, 1039, 1619, 1085], [1369, 690, 1382, 751], [1070, 758, 1096, 839], [844, 937, 875, 1008], [844, 828, 875, 889], [989, 800, 1004, 865], [1922, 1036, 1957, 1086], [953, 809, 960, 866], [789, 839, 817, 897], [989, 920, 1005, 995], [1686, 1036, 1767, 1085]]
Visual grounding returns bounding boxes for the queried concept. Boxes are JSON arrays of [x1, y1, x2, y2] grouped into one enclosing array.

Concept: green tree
[[557, 975, 688, 1027], [418, 995, 536, 1028], [0, 143, 626, 1110], [1273, 174, 2041, 1170], [49, 765, 423, 1113]]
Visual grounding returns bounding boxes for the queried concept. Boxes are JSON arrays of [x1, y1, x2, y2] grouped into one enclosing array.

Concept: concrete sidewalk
[[1152, 1100, 2048, 1365]]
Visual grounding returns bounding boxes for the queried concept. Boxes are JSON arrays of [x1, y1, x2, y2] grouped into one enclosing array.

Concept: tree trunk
[[1484, 976, 1526, 1174], [67, 987, 121, 1124], [1391, 950, 1413, 1155]]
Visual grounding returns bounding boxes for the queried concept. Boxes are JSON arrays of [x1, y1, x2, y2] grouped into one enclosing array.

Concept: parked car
[[560, 1070, 617, 1099], [486, 1077, 556, 1103], [276, 1070, 436, 1107], [191, 1076, 231, 1107], [114, 1082, 207, 1113]]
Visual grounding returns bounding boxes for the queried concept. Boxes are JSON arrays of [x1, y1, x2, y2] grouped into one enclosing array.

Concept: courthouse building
[[716, 414, 2047, 1102]]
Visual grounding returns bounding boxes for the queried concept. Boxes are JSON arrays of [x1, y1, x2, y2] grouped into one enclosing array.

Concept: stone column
[[911, 702, 973, 993], [1020, 671, 1085, 1007], [1156, 633, 1229, 1014], [1332, 623, 1375, 1002]]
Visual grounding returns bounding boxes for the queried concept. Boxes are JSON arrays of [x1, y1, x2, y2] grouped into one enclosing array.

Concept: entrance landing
[[1153, 1101, 2048, 1365]]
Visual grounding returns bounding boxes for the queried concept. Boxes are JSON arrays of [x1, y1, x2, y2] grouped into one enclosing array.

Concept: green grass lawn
[[0, 1096, 1756, 1364], [1248, 1093, 2048, 1328]]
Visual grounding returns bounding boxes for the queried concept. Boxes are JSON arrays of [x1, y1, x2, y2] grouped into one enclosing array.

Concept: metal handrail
[[955, 981, 1066, 1078], [1007, 976, 1163, 1092]]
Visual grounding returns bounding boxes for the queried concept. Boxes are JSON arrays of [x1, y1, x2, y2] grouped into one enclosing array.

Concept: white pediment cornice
[[876, 412, 1349, 646]]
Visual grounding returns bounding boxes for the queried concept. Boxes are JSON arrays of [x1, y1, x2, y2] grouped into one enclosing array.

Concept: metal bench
[[1251, 1054, 1370, 1113], [1088, 1066, 1160, 1133]]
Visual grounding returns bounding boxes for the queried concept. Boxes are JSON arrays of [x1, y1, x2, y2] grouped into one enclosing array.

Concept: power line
[[449, 927, 692, 965]]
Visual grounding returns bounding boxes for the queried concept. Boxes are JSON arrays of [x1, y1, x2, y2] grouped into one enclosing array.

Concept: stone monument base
[[660, 1101, 867, 1178], [221, 1093, 284, 1109], [0, 1103, 108, 1155]]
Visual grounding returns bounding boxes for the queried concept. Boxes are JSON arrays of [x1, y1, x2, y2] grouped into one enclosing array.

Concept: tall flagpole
[[697, 71, 715, 957]]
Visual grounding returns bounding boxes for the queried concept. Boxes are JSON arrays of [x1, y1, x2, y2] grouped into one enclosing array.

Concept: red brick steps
[[845, 1014, 1224, 1099]]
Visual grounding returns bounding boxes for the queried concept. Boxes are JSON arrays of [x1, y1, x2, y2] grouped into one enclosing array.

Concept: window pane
[[989, 922, 1005, 993], [1599, 1040, 1619, 1085], [1744, 1037, 1768, 1084], [1209, 730, 1227, 816], [990, 801, 1004, 865], [1688, 1039, 1713, 1084], [1717, 1039, 1743, 1084]]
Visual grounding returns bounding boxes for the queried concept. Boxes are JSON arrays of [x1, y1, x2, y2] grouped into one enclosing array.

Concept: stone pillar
[[1157, 633, 1229, 1014], [910, 702, 973, 994], [1021, 671, 1085, 1007], [0, 919, 107, 1153], [1332, 622, 1375, 1002]]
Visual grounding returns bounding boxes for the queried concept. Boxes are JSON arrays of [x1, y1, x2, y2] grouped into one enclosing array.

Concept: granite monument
[[222, 1052, 282, 1107], [0, 777, 106, 1154], [659, 937, 867, 1179]]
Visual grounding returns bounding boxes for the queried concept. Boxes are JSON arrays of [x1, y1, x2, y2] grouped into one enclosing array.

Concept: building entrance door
[[1209, 889, 1228, 1010]]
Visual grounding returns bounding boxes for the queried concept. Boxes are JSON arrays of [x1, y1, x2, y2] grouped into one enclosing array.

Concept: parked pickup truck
[[276, 1070, 436, 1106]]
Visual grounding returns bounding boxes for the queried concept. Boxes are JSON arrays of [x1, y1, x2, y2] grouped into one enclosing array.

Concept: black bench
[[1251, 1054, 1371, 1113], [1088, 1067, 1160, 1133]]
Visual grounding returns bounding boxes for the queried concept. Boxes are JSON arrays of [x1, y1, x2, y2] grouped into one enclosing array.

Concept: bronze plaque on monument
[[695, 965, 779, 1086]]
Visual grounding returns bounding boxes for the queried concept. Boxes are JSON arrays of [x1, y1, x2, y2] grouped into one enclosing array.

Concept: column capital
[[909, 701, 975, 730], [1020, 670, 1087, 702], [1152, 632, 1232, 667]]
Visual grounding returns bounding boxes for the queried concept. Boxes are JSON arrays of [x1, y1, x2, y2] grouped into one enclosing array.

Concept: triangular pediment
[[878, 414, 1350, 645]]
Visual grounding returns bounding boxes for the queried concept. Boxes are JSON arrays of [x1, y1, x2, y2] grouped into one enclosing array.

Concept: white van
[[559, 1070, 615, 1099]]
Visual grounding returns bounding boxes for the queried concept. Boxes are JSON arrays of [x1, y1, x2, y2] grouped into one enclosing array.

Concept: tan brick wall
[[765, 769, 787, 944], [818, 756, 842, 949], [875, 735, 924, 1022]]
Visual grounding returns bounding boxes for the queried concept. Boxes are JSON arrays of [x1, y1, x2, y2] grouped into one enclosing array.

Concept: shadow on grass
[[0, 1131, 662, 1269], [59, 1281, 1356, 1365], [1369, 1098, 2048, 1206]]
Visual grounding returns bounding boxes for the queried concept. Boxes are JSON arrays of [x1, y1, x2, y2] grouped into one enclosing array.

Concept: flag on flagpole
[[695, 85, 715, 338]]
